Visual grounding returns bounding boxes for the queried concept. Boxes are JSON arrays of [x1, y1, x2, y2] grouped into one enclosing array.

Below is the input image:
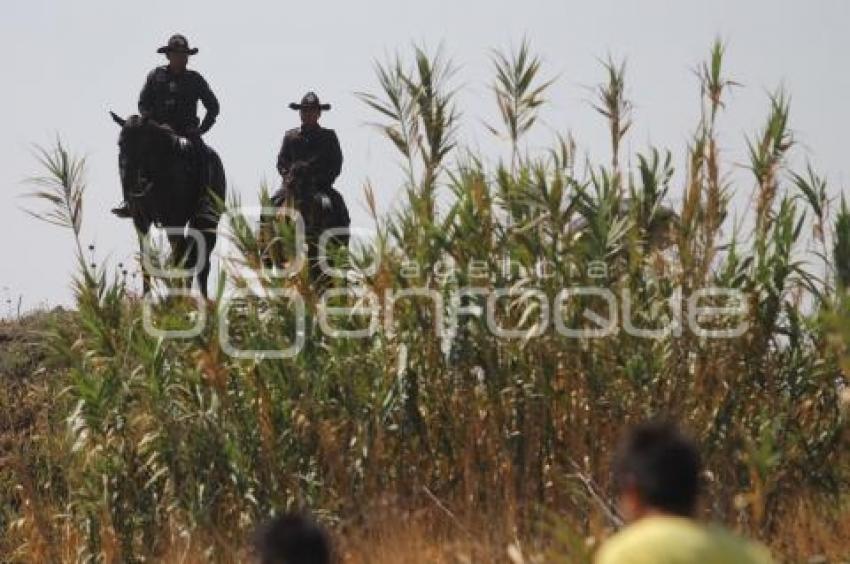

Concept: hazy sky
[[1, 0, 848, 313]]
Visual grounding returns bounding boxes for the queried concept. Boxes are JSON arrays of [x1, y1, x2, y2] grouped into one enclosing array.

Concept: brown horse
[[110, 112, 226, 297]]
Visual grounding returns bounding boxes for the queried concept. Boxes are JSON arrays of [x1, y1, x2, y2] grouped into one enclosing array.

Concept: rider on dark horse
[[112, 33, 219, 218], [270, 92, 350, 282], [272, 91, 346, 219]]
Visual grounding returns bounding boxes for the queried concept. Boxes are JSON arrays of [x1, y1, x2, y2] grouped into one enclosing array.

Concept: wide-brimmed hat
[[157, 34, 198, 55], [289, 91, 331, 111]]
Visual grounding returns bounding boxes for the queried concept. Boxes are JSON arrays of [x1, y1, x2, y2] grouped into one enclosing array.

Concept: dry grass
[[3, 40, 850, 562]]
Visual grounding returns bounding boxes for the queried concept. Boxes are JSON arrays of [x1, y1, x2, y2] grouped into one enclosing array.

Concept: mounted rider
[[272, 91, 348, 228], [112, 34, 220, 218]]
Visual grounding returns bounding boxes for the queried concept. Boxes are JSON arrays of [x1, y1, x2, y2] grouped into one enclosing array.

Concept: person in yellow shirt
[[596, 421, 773, 564]]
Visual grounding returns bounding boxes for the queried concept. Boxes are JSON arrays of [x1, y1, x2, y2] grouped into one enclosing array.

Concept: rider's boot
[[111, 201, 132, 218]]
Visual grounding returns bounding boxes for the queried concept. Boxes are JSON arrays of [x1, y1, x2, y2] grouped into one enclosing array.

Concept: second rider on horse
[[113, 34, 220, 218], [272, 91, 344, 214], [266, 91, 350, 282]]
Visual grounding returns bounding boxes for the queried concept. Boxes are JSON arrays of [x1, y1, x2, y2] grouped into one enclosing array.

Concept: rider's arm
[[271, 135, 294, 205], [314, 130, 343, 186], [197, 74, 220, 134], [138, 69, 157, 118], [329, 130, 343, 181], [276, 134, 293, 177]]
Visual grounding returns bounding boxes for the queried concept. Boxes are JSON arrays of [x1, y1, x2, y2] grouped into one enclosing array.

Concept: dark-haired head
[[253, 513, 331, 564], [613, 420, 701, 521]]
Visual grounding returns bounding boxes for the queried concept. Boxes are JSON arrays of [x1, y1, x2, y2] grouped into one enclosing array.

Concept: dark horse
[[262, 171, 350, 285], [110, 112, 226, 297]]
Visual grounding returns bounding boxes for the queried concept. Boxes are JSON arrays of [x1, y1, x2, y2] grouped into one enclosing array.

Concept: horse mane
[[120, 115, 181, 152]]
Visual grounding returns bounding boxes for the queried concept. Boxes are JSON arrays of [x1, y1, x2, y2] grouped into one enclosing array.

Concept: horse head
[[109, 112, 182, 207]]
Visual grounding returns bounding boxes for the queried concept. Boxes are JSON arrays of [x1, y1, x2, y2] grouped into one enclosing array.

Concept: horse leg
[[195, 228, 216, 300], [326, 237, 348, 286], [260, 208, 286, 270], [167, 231, 193, 295], [195, 149, 224, 298], [190, 211, 218, 300], [137, 233, 151, 297], [308, 233, 339, 295], [324, 187, 350, 287], [134, 219, 153, 298]]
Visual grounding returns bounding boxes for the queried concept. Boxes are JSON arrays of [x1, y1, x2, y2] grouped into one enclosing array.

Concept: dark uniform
[[272, 125, 343, 204], [138, 65, 219, 136], [113, 34, 219, 218]]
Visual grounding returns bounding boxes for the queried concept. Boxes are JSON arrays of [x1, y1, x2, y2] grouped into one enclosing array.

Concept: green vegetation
[[2, 41, 849, 562]]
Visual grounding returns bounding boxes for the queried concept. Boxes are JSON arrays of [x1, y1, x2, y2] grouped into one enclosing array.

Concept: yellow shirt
[[595, 516, 774, 564]]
